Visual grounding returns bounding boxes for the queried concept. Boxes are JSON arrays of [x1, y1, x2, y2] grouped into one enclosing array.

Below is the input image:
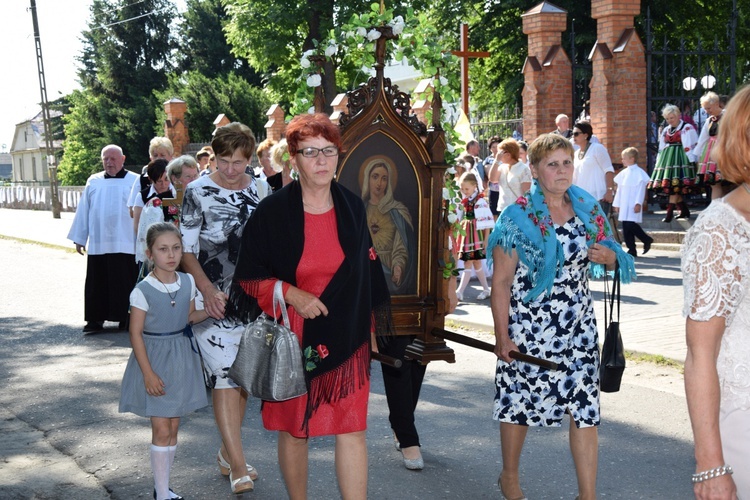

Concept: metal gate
[[570, 20, 593, 124], [645, 4, 737, 173]]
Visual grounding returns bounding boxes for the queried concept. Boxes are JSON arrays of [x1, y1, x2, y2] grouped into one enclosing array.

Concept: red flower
[[168, 205, 178, 215], [152, 198, 162, 207], [368, 247, 377, 261], [317, 344, 329, 359], [596, 230, 607, 242], [516, 196, 528, 208], [595, 215, 606, 228]]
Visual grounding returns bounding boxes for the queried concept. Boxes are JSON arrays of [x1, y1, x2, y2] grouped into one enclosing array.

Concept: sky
[[0, 0, 185, 153]]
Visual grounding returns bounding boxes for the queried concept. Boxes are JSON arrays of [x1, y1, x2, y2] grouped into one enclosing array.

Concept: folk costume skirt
[[647, 144, 697, 195]]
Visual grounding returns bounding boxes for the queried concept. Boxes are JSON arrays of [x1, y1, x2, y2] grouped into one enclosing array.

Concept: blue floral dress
[[493, 216, 600, 428]]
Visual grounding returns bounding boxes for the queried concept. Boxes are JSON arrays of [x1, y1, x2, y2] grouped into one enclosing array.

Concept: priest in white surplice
[[67, 145, 138, 333]]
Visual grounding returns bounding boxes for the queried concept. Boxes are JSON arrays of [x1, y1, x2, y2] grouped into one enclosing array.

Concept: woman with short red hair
[[230, 113, 393, 499]]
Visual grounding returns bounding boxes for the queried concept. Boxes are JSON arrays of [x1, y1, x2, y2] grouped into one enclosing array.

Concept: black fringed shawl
[[228, 180, 393, 433]]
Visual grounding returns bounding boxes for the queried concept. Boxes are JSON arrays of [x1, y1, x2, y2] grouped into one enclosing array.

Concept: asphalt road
[[0, 238, 695, 499]]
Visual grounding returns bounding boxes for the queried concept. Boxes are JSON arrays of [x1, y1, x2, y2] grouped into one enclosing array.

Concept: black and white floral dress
[[494, 216, 600, 428], [181, 175, 267, 389]]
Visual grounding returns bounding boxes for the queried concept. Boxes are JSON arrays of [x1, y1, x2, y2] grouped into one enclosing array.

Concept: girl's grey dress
[[119, 272, 208, 417]]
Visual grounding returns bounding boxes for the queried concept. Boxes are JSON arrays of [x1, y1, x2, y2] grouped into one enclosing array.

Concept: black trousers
[[84, 253, 137, 323], [379, 335, 427, 449], [622, 221, 652, 253]]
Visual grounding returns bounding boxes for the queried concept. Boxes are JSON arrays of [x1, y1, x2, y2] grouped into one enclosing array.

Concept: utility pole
[[30, 0, 61, 218]]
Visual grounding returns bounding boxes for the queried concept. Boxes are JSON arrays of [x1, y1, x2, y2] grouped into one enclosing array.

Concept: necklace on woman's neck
[[578, 143, 590, 160], [152, 272, 177, 307], [303, 196, 332, 212]]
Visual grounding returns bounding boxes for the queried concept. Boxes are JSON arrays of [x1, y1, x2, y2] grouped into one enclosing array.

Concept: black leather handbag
[[600, 264, 626, 393]]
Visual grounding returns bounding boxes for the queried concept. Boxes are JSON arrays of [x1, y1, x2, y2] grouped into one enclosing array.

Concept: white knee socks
[[475, 267, 490, 292], [151, 444, 171, 500]]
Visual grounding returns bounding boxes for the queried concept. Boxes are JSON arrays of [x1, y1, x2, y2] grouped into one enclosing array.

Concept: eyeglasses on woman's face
[[572, 131, 582, 137], [296, 146, 339, 158]]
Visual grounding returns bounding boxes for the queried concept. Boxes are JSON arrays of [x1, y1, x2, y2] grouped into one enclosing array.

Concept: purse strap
[[603, 262, 621, 327], [272, 280, 291, 329]]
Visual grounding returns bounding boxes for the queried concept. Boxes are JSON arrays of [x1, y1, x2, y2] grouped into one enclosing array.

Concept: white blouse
[[683, 199, 750, 411]]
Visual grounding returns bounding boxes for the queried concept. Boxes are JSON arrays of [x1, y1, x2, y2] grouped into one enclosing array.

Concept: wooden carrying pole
[[431, 328, 560, 371], [371, 351, 402, 368]]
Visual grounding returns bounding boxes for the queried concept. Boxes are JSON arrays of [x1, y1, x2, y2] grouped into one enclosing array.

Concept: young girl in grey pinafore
[[119, 272, 207, 416], [119, 222, 208, 500]]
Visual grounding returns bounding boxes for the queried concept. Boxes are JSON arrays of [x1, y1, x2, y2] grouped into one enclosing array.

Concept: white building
[[10, 110, 62, 185]]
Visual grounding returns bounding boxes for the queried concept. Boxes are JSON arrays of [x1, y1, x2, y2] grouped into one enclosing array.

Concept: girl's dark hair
[[146, 159, 169, 182]]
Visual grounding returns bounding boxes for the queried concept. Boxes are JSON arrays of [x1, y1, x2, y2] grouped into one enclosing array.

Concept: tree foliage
[[58, 0, 176, 184], [57, 90, 116, 186], [223, 0, 429, 111], [154, 71, 271, 142], [177, 0, 261, 85]]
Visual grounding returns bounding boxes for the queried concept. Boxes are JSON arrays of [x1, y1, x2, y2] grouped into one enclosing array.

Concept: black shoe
[[82, 321, 104, 333], [154, 488, 183, 500], [643, 238, 653, 255], [628, 249, 637, 257]]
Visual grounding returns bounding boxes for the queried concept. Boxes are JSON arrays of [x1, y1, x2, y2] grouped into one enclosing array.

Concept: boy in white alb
[[613, 147, 654, 257]]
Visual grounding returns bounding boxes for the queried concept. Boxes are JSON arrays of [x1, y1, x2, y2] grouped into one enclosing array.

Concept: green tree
[[223, 0, 430, 111], [177, 0, 261, 85], [58, 0, 176, 184], [154, 71, 271, 141], [57, 90, 117, 186]]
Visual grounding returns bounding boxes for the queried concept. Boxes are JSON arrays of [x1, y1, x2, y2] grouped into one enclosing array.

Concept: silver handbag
[[229, 281, 307, 401]]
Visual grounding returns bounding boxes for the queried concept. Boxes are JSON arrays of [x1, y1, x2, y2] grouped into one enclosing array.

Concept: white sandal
[[230, 472, 254, 494], [218, 449, 259, 481]]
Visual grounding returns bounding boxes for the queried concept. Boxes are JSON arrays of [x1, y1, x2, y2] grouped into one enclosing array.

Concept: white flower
[[356, 27, 367, 37], [446, 166, 456, 174], [324, 43, 338, 57], [300, 57, 311, 69], [439, 76, 448, 86], [306, 74, 322, 87], [389, 16, 405, 35], [346, 31, 355, 39], [442, 187, 450, 200], [367, 29, 381, 41], [446, 143, 456, 153], [300, 98, 308, 104], [307, 106, 316, 114], [303, 49, 315, 58], [447, 213, 458, 224]]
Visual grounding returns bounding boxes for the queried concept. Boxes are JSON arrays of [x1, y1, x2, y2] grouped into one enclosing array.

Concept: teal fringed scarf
[[487, 180, 636, 303]]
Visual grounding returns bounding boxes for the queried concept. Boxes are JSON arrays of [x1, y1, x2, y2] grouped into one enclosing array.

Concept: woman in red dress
[[230, 113, 392, 499]]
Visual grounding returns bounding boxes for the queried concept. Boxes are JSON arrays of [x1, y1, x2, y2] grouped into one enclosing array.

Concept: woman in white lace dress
[[683, 85, 750, 499]]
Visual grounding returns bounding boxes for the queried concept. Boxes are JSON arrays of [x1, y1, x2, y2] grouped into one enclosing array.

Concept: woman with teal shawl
[[487, 134, 635, 500]]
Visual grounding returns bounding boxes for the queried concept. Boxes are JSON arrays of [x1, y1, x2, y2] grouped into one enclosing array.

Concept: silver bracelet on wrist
[[691, 464, 733, 484]]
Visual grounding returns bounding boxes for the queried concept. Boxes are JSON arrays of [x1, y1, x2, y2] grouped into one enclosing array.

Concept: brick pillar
[[590, 0, 646, 164], [163, 98, 189, 157], [264, 105, 286, 141], [213, 114, 231, 134], [329, 94, 349, 125], [521, 2, 572, 142]]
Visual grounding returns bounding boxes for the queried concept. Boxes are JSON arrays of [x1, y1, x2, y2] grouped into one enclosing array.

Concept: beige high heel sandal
[[217, 449, 259, 481]]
